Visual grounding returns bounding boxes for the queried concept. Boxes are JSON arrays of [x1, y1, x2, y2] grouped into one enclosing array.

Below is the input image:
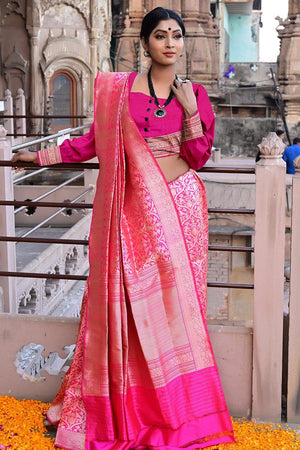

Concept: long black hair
[[140, 7, 185, 43]]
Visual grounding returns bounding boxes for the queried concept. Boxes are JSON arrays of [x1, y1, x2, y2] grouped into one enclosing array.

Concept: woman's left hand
[[171, 78, 197, 118]]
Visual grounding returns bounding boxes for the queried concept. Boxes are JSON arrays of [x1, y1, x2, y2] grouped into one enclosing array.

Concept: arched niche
[[42, 57, 93, 130], [0, 12, 29, 97]]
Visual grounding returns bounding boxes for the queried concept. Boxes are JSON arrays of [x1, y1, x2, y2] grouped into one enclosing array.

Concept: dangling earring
[[144, 50, 151, 57]]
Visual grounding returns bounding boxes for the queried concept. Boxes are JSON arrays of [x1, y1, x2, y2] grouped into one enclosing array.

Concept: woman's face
[[142, 19, 184, 66]]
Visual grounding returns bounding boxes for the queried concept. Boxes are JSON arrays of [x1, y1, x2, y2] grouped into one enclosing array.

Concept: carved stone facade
[[277, 0, 300, 124], [111, 0, 219, 92], [0, 0, 112, 132]]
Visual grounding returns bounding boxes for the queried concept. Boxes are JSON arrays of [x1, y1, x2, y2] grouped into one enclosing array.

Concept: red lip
[[163, 52, 176, 56]]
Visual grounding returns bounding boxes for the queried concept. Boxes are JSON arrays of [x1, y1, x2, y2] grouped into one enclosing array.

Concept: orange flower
[[0, 396, 56, 449], [0, 397, 299, 449], [210, 417, 300, 449]]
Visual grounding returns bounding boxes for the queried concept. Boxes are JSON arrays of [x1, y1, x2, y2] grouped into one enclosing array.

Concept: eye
[[155, 34, 165, 39], [174, 34, 183, 39]]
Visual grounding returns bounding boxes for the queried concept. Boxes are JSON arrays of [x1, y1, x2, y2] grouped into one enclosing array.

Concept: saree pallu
[[47, 73, 234, 450]]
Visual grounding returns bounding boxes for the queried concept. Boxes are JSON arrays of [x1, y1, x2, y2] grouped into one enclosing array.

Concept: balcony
[[0, 115, 299, 446]]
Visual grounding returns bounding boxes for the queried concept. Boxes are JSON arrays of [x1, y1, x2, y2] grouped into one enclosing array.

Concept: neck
[[149, 63, 176, 84]]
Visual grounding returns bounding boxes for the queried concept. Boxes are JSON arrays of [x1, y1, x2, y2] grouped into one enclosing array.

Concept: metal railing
[[0, 145, 255, 290], [11, 125, 90, 151]]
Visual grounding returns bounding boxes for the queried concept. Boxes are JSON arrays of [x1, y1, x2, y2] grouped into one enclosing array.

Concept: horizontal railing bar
[[0, 271, 254, 288], [208, 282, 254, 289], [0, 200, 92, 208], [1, 201, 255, 215], [0, 238, 254, 253], [2, 115, 87, 119], [6, 133, 86, 137], [4, 160, 255, 175], [208, 245, 254, 252], [199, 166, 255, 174], [208, 208, 255, 214], [2, 161, 99, 170], [0, 271, 87, 281], [0, 236, 89, 245], [11, 125, 92, 151], [14, 170, 87, 214]]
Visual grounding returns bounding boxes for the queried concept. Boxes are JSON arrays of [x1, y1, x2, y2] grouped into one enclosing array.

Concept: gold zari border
[[145, 112, 204, 158], [37, 146, 62, 166], [182, 112, 204, 142]]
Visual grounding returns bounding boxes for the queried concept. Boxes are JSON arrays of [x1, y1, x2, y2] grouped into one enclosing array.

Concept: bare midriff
[[156, 154, 190, 183]]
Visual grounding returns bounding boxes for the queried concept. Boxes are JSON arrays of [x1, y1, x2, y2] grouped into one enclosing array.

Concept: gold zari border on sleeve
[[37, 146, 62, 166], [182, 112, 204, 142]]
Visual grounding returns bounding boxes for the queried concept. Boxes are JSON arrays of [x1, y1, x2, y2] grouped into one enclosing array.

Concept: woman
[[12, 7, 235, 450]]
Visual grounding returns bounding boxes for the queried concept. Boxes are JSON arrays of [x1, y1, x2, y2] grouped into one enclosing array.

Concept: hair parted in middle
[[140, 7, 185, 44]]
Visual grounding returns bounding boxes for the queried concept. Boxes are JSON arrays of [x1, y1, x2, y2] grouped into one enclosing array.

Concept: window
[[49, 71, 76, 131], [253, 0, 261, 10]]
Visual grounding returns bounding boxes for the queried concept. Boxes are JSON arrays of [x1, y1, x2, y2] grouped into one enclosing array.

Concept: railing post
[[3, 89, 14, 144], [0, 126, 16, 313], [15, 88, 26, 141], [252, 133, 286, 422], [287, 161, 300, 423]]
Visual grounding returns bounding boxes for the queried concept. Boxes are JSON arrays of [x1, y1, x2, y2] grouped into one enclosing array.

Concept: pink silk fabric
[[47, 72, 234, 450]]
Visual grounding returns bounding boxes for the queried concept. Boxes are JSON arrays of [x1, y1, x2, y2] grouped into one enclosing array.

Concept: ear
[[141, 37, 148, 52]]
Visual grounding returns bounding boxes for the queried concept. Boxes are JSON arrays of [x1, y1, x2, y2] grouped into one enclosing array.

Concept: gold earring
[[144, 50, 151, 57]]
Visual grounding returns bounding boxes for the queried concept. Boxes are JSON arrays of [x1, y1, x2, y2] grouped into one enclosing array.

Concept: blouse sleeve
[[179, 85, 215, 170], [37, 123, 96, 166]]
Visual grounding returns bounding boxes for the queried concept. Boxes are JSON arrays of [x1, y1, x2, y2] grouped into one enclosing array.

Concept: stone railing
[[17, 213, 91, 316]]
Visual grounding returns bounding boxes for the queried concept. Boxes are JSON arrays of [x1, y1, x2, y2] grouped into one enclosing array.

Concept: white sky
[[259, 0, 289, 61]]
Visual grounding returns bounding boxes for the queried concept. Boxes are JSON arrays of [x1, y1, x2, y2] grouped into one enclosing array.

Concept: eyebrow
[[153, 28, 182, 34]]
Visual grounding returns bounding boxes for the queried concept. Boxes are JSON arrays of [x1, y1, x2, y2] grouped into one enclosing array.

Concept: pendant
[[154, 108, 167, 118]]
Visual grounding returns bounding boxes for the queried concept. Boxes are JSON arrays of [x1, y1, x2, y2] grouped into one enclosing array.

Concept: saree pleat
[[46, 72, 234, 450]]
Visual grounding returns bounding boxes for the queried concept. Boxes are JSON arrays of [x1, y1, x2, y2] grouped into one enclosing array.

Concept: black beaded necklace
[[147, 67, 176, 118]]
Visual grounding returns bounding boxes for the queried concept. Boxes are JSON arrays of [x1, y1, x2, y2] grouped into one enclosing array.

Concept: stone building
[[111, 0, 219, 92], [0, 0, 112, 133], [1, 0, 298, 142], [277, 0, 300, 131]]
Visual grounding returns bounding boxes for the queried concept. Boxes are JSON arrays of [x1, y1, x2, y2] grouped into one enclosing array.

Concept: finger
[[173, 78, 182, 89], [11, 152, 21, 162]]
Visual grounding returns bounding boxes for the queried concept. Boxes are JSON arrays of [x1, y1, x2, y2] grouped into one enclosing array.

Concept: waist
[[156, 154, 190, 183]]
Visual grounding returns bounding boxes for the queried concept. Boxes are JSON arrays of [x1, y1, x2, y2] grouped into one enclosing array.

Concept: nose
[[166, 37, 175, 48]]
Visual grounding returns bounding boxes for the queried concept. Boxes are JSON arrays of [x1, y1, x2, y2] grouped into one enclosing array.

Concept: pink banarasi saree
[[47, 73, 235, 450]]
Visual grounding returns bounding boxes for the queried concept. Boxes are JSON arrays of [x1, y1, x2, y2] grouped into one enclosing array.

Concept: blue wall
[[228, 14, 259, 62]]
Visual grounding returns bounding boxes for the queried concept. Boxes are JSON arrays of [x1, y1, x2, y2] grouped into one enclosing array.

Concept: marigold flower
[[0, 397, 299, 449]]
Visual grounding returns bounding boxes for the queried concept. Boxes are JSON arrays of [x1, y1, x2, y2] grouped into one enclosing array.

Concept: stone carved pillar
[[90, 0, 104, 86], [0, 126, 16, 313], [113, 0, 219, 91], [3, 90, 14, 144], [253, 132, 286, 421], [29, 33, 41, 134], [182, 0, 219, 91], [277, 1, 300, 124], [287, 156, 300, 423], [15, 88, 26, 141], [288, 0, 299, 17], [90, 33, 99, 82]]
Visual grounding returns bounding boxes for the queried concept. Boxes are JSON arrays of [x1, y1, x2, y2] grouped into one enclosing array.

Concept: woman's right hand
[[11, 149, 38, 172]]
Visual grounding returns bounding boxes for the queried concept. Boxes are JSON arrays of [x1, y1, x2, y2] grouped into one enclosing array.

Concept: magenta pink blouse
[[37, 72, 215, 170]]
